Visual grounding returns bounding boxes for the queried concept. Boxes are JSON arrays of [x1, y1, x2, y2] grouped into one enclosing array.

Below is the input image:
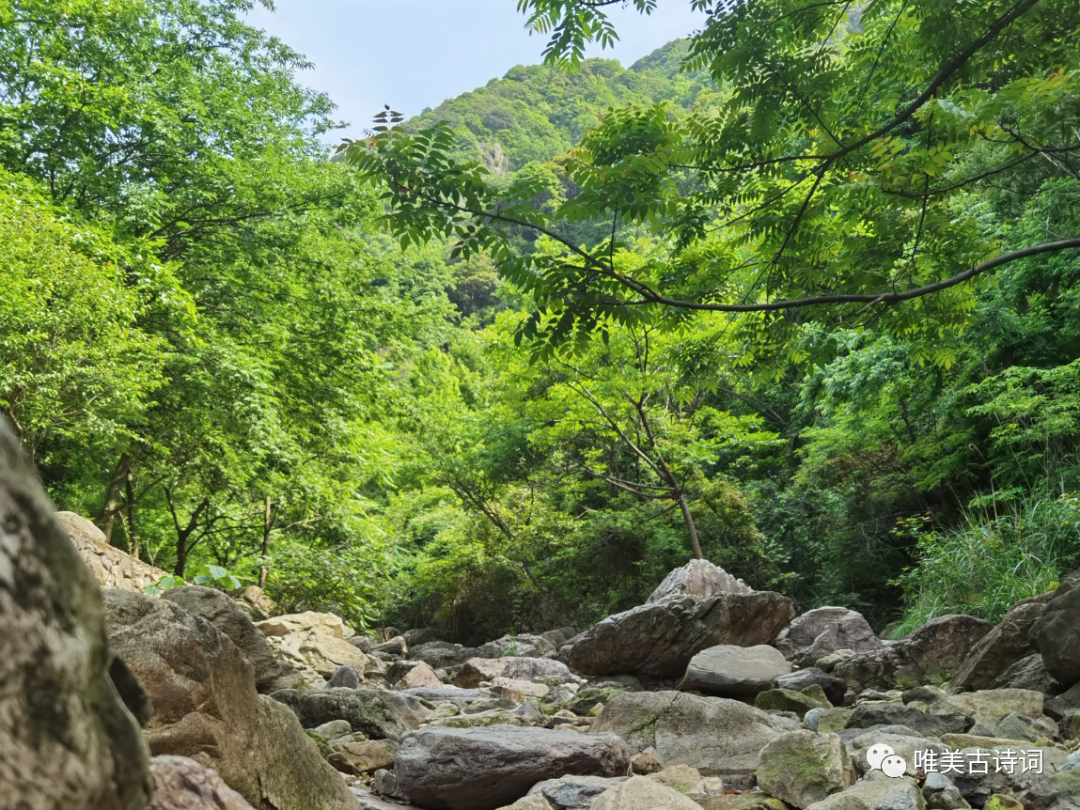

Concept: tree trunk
[[96, 454, 131, 545], [124, 473, 139, 560], [259, 496, 272, 587], [675, 489, 704, 560]]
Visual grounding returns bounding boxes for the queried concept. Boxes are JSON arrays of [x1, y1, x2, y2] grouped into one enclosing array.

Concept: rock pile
[[4, 404, 1079, 810]]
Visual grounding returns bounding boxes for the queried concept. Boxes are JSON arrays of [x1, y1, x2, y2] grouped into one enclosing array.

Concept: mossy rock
[[799, 684, 833, 707], [983, 795, 1023, 810], [304, 729, 334, 761], [566, 686, 626, 715], [755, 688, 830, 719], [816, 708, 853, 734]]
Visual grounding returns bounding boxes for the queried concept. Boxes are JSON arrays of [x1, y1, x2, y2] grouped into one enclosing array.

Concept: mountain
[[407, 40, 714, 174]]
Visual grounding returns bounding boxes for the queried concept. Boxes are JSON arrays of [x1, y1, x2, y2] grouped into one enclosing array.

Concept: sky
[[244, 1, 707, 138]]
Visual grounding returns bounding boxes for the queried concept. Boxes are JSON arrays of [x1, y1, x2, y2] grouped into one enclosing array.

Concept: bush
[[892, 493, 1080, 636]]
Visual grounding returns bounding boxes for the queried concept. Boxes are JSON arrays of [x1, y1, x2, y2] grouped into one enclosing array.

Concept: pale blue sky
[[244, 1, 706, 136]]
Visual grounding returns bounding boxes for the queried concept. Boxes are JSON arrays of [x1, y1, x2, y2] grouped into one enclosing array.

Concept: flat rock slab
[[393, 725, 633, 810], [680, 644, 792, 698]]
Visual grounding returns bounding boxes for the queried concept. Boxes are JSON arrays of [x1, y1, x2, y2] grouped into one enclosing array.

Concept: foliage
[[144, 564, 241, 596]]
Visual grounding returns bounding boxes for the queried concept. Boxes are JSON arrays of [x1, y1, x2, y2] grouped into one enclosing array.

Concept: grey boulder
[[393, 725, 632, 810], [951, 593, 1054, 692], [679, 644, 791, 698], [777, 667, 848, 706], [646, 559, 751, 603], [756, 731, 856, 808], [526, 775, 627, 809], [1036, 570, 1080, 687], [775, 607, 883, 667], [566, 591, 794, 678], [146, 756, 255, 810], [270, 687, 429, 738]]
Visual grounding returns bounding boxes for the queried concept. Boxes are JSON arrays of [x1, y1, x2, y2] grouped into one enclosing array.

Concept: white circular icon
[[866, 743, 895, 771], [881, 755, 907, 778]]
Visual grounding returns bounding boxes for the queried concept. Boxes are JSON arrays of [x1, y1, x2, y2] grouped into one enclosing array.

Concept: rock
[[775, 607, 883, 667], [846, 702, 973, 736], [815, 650, 858, 673], [903, 686, 948, 705], [490, 677, 550, 700], [257, 610, 351, 638], [331, 740, 397, 775], [408, 641, 479, 669], [402, 687, 489, 706], [454, 657, 579, 688], [393, 725, 633, 810], [679, 644, 792, 698], [817, 708, 854, 733], [695, 797, 788, 810], [590, 691, 783, 778], [565, 591, 794, 678], [992, 653, 1062, 695], [948, 745, 1069, 806], [931, 689, 1044, 727], [921, 772, 967, 810], [951, 595, 1054, 692], [589, 776, 702, 810], [147, 756, 256, 810], [757, 731, 856, 808], [983, 796, 1023, 810], [0, 423, 153, 810], [832, 615, 994, 691], [526, 775, 627, 809], [477, 634, 558, 659], [270, 688, 429, 738], [350, 636, 373, 653], [805, 707, 827, 731], [1023, 750, 1080, 809], [849, 731, 950, 777], [403, 628, 441, 647], [1037, 571, 1080, 687], [631, 752, 664, 775], [646, 559, 752, 603], [328, 665, 363, 689], [162, 585, 289, 692], [314, 719, 354, 741], [498, 797, 552, 810], [394, 661, 444, 689], [777, 667, 848, 706], [375, 635, 408, 656], [647, 764, 706, 797], [566, 686, 629, 716], [755, 687, 831, 718], [229, 585, 278, 622], [103, 589, 360, 810], [372, 768, 398, 797], [806, 773, 926, 810]]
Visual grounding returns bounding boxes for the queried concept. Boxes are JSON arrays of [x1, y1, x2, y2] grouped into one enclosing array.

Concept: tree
[[350, 0, 1080, 361]]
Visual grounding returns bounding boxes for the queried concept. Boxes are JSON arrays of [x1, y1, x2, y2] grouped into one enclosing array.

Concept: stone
[[695, 798, 788, 810], [679, 644, 792, 698], [403, 687, 489, 706], [992, 653, 1062, 694], [846, 702, 973, 736], [755, 687, 831, 718], [147, 756, 256, 810], [631, 752, 664, 774], [817, 708, 854, 733], [477, 633, 558, 659], [331, 740, 397, 775], [270, 688, 429, 738], [403, 627, 442, 647], [498, 797, 552, 810], [328, 664, 362, 689], [931, 689, 1044, 727], [393, 725, 633, 810], [832, 615, 994, 691], [807, 773, 926, 810], [949, 745, 1069, 806], [951, 595, 1054, 692], [527, 775, 627, 809], [646, 559, 752, 603], [921, 772, 967, 810], [257, 610, 350, 638], [815, 650, 858, 673], [162, 585, 289, 692], [589, 776, 702, 810], [565, 591, 794, 678], [229, 585, 277, 622], [1023, 750, 1080, 810], [647, 764, 706, 797], [350, 636, 373, 653], [1037, 571, 1080, 687], [454, 657, 578, 688], [104, 589, 361, 810], [408, 641, 480, 669], [490, 677, 551, 700], [314, 719, 354, 741], [394, 661, 444, 689], [805, 707, 827, 731], [775, 607, 883, 667], [0, 424, 153, 810], [757, 731, 856, 808], [566, 686, 629, 716], [374, 635, 407, 656], [849, 731, 950, 777], [777, 667, 848, 706], [372, 768, 398, 797], [59, 509, 170, 593], [983, 796, 1023, 810], [590, 691, 783, 778]]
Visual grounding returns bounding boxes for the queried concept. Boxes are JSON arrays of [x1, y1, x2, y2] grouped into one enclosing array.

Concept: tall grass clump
[[892, 492, 1080, 637]]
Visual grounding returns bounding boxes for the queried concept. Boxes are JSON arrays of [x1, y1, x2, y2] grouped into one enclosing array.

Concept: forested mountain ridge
[[4, 0, 1080, 648]]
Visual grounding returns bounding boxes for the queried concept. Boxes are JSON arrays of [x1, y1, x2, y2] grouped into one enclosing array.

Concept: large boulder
[[845, 702, 973, 736], [806, 773, 926, 810], [270, 688, 429, 738], [454, 657, 579, 689], [776, 667, 848, 706], [589, 776, 702, 810], [952, 594, 1054, 692], [161, 585, 288, 691], [590, 691, 783, 778], [393, 725, 633, 810], [566, 591, 794, 678], [1036, 571, 1080, 687], [646, 559, 752, 603], [476, 634, 558, 659], [256, 611, 371, 681], [103, 589, 360, 810], [756, 731, 856, 808], [0, 422, 152, 810], [408, 641, 480, 670], [931, 689, 1045, 728], [832, 614, 993, 691], [774, 607, 883, 667], [147, 756, 255, 810], [679, 644, 792, 698], [526, 776, 627, 809]]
